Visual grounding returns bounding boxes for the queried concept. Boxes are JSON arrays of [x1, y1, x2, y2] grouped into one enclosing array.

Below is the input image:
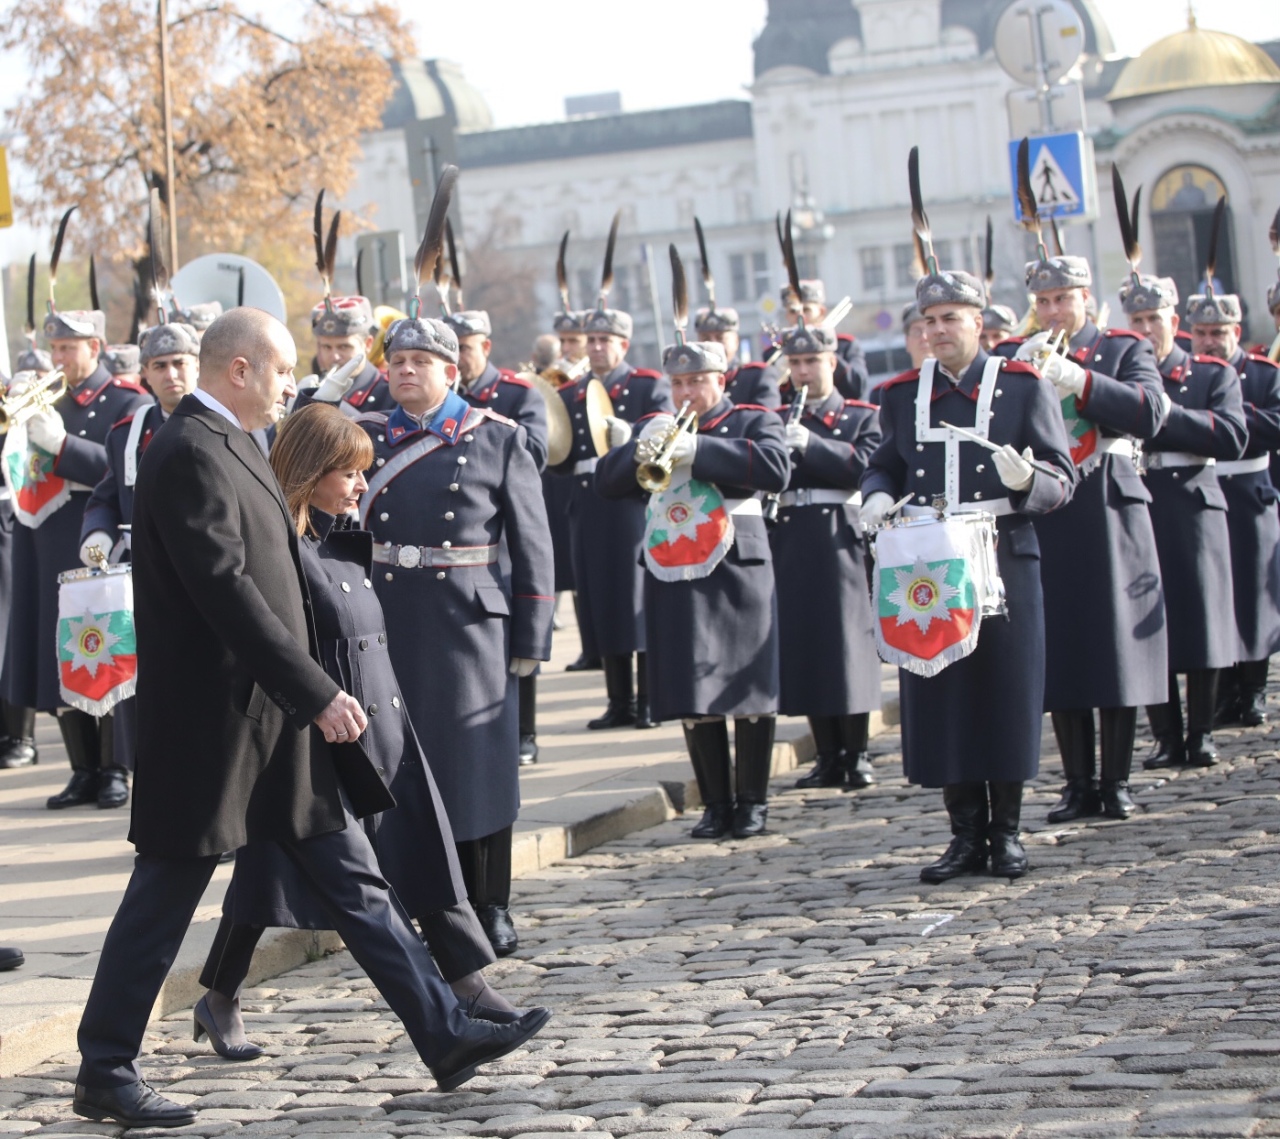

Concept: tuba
[[635, 401, 697, 493]]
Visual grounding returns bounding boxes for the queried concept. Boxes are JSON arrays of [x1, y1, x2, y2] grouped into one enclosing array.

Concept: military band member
[[979, 303, 1018, 354], [176, 301, 222, 334], [554, 310, 588, 366], [305, 296, 391, 414], [1123, 278, 1246, 769], [596, 338, 790, 837], [903, 302, 931, 371], [552, 306, 674, 728], [1186, 296, 1280, 727], [862, 267, 1074, 881], [695, 306, 780, 409], [780, 279, 869, 401], [2, 308, 151, 808], [102, 345, 141, 384], [344, 316, 554, 956], [769, 324, 882, 792], [998, 253, 1168, 825]]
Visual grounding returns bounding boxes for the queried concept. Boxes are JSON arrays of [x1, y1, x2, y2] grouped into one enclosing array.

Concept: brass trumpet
[[636, 401, 697, 493], [0, 370, 68, 432]]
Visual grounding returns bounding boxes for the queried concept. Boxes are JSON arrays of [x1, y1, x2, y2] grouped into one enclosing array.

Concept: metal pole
[[640, 242, 666, 369], [158, 0, 179, 272]]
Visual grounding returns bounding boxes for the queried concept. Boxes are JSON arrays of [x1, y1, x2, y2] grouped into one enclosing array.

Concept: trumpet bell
[[0, 370, 68, 433]]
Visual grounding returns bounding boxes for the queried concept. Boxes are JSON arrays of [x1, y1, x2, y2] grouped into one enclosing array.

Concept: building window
[[796, 251, 819, 281], [577, 269, 596, 310], [729, 251, 771, 303], [751, 252, 770, 300], [894, 243, 917, 288], [860, 247, 885, 291], [613, 264, 633, 313], [932, 239, 953, 270]]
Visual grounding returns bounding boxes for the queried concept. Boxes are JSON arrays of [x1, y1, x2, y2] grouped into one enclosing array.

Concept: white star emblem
[[62, 610, 122, 677], [885, 557, 960, 633]]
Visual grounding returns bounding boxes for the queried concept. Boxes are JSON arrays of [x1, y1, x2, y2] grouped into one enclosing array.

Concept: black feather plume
[[774, 212, 786, 258], [1050, 217, 1065, 258], [599, 209, 621, 306], [24, 254, 35, 335], [781, 209, 802, 317], [1269, 205, 1280, 260], [912, 230, 928, 281], [355, 248, 366, 298], [323, 210, 341, 295], [670, 244, 688, 343], [983, 216, 994, 293], [411, 164, 460, 316], [48, 206, 76, 312], [1112, 166, 1140, 277], [148, 188, 169, 321], [694, 217, 715, 309], [907, 147, 937, 275], [313, 190, 327, 281], [556, 231, 571, 311], [1015, 138, 1046, 262], [1206, 195, 1227, 294], [446, 219, 463, 308], [89, 255, 100, 312], [432, 241, 451, 316]]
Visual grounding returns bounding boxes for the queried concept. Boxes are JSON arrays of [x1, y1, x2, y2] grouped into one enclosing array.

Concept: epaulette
[[1103, 328, 1144, 342], [844, 399, 878, 410], [355, 411, 389, 428], [879, 369, 922, 391], [477, 407, 516, 428], [1192, 354, 1231, 368], [999, 359, 1041, 377], [497, 368, 533, 389], [630, 368, 662, 380], [837, 332, 855, 343], [633, 409, 667, 425], [1245, 353, 1279, 370], [739, 361, 767, 370], [725, 402, 771, 413], [111, 377, 148, 393], [109, 413, 138, 432]]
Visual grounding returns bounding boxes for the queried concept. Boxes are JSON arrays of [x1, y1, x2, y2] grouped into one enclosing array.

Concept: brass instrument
[[635, 401, 697, 493], [763, 384, 808, 523], [540, 356, 590, 388], [0, 370, 68, 432], [1269, 329, 1280, 364], [522, 370, 575, 467]]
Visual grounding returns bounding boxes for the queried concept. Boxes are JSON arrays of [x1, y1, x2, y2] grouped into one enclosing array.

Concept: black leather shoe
[[193, 995, 265, 1061], [431, 1006, 552, 1092], [1142, 735, 1187, 770], [587, 700, 636, 730], [97, 768, 129, 809], [795, 753, 844, 789], [844, 752, 875, 791], [0, 738, 37, 769], [1185, 732, 1219, 768], [690, 803, 733, 839], [464, 994, 549, 1027], [47, 771, 99, 809], [0, 947, 23, 971], [73, 1080, 197, 1128], [1239, 689, 1268, 727], [565, 654, 601, 672], [731, 801, 768, 838], [634, 696, 656, 730], [988, 832, 1029, 878], [1099, 779, 1135, 819], [476, 904, 518, 957], [518, 734, 538, 766], [1045, 778, 1101, 823]]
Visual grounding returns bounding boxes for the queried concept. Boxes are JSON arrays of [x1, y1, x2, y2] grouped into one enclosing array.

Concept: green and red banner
[[643, 472, 734, 582], [56, 568, 137, 715], [2, 420, 70, 527], [1059, 392, 1099, 469]]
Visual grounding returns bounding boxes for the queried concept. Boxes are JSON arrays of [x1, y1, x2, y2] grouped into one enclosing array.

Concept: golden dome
[[1108, 18, 1280, 101]]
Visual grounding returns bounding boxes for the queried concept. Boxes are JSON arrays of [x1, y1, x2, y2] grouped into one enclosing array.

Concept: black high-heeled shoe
[[193, 994, 264, 1061]]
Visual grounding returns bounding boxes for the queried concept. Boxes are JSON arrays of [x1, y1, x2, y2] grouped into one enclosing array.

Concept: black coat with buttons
[[769, 391, 883, 717], [340, 361, 392, 414], [998, 322, 1171, 710], [551, 363, 674, 656], [460, 363, 549, 472], [2, 364, 151, 711], [1225, 350, 1280, 662], [725, 363, 781, 409], [358, 393, 554, 842], [224, 509, 468, 928], [596, 398, 790, 719], [863, 351, 1076, 787], [1145, 346, 1246, 672]]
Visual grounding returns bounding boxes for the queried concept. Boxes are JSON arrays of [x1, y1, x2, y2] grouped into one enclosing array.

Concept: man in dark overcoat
[[1125, 279, 1246, 770], [695, 306, 781, 408], [862, 269, 1075, 882], [72, 309, 545, 1129], [1189, 300, 1280, 726]]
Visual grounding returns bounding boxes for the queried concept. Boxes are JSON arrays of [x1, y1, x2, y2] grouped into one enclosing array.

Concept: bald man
[[74, 309, 544, 1128]]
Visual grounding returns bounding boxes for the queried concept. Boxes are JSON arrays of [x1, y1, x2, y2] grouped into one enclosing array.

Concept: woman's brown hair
[[270, 403, 375, 536]]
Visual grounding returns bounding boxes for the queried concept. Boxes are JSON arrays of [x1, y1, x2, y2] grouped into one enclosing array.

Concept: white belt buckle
[[397, 546, 422, 569]]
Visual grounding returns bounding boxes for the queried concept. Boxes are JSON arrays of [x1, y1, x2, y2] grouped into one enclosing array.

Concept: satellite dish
[[994, 0, 1086, 88], [170, 253, 287, 323]]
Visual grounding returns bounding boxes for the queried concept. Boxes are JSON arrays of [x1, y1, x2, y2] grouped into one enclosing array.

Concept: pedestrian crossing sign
[[1008, 132, 1095, 222]]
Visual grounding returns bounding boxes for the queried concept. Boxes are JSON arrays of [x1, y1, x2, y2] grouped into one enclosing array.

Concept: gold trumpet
[[541, 356, 590, 388], [1268, 329, 1280, 364], [0, 370, 68, 432], [636, 400, 697, 493]]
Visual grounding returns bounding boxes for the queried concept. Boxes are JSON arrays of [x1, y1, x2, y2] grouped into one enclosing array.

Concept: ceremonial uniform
[[341, 362, 393, 414], [725, 363, 781, 409], [460, 363, 548, 471]]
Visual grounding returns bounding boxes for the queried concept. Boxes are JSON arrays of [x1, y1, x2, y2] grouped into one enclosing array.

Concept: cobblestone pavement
[[6, 712, 1280, 1139]]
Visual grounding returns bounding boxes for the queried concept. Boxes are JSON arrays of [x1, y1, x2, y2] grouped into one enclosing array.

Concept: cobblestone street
[[6, 713, 1280, 1139]]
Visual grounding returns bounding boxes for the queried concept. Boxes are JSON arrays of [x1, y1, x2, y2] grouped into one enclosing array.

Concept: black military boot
[[47, 710, 101, 809], [988, 782, 1029, 879], [1215, 665, 1244, 727], [565, 652, 601, 672], [1185, 669, 1220, 768], [1098, 705, 1137, 819], [96, 713, 129, 809], [1236, 659, 1269, 727], [518, 673, 538, 766], [920, 783, 989, 883], [1143, 678, 1186, 769], [1046, 709, 1100, 822], [731, 716, 776, 837], [795, 716, 845, 788], [0, 701, 38, 769], [684, 719, 733, 839], [634, 652, 657, 729], [838, 713, 874, 790], [587, 655, 636, 729], [470, 826, 517, 957]]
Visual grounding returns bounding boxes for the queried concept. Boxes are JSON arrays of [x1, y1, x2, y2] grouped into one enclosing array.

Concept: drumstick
[[938, 421, 1067, 481]]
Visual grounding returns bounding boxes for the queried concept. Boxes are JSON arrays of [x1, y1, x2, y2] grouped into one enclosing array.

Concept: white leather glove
[[667, 430, 698, 467], [79, 531, 113, 568], [4, 372, 35, 400], [508, 657, 538, 678], [1039, 353, 1086, 397], [295, 373, 320, 393], [1157, 390, 1173, 421], [993, 444, 1035, 492], [785, 421, 811, 453], [26, 408, 66, 454], [605, 416, 632, 448], [637, 414, 674, 442], [314, 353, 367, 403], [1013, 331, 1053, 365], [859, 490, 895, 532]]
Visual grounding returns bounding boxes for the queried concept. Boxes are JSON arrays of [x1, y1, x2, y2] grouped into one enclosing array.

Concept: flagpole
[[157, 0, 178, 273]]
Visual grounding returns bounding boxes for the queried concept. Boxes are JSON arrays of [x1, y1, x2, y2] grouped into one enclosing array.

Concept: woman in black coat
[[196, 404, 534, 1059]]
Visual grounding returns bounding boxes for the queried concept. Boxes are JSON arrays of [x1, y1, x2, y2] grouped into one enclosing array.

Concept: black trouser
[[456, 825, 513, 909], [201, 900, 495, 996], [78, 813, 469, 1088]]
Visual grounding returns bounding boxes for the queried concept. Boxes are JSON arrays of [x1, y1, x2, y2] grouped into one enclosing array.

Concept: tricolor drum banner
[[2, 419, 70, 527], [643, 472, 735, 583], [873, 513, 1005, 678], [55, 565, 137, 715]]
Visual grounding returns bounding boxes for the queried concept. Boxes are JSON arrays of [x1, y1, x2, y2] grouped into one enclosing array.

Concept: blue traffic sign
[[1008, 132, 1093, 222]]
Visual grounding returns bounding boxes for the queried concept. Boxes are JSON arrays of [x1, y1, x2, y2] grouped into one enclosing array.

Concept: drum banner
[[1059, 393, 1101, 472], [56, 570, 137, 715], [643, 472, 735, 582], [2, 420, 70, 528], [874, 518, 985, 678]]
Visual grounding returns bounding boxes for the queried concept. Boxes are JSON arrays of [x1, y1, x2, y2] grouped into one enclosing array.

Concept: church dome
[[381, 58, 494, 132], [1107, 19, 1280, 101]]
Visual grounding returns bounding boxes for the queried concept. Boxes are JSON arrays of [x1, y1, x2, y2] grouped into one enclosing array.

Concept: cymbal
[[525, 372, 573, 467], [584, 378, 614, 457]]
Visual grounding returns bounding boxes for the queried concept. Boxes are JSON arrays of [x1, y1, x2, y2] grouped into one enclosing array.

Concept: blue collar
[[386, 389, 472, 447]]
